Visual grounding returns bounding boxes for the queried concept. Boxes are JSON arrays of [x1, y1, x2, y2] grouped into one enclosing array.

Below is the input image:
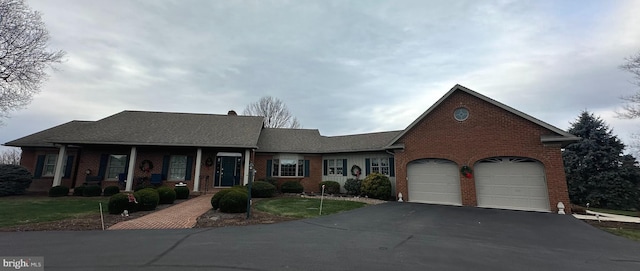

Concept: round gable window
[[454, 107, 469, 121]]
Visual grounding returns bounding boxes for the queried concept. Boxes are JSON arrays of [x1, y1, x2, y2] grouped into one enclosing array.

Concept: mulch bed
[[583, 220, 640, 230]]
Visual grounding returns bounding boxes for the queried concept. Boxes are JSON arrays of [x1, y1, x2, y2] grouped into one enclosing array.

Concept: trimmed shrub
[[48, 185, 69, 197], [259, 177, 278, 187], [344, 178, 362, 196], [134, 188, 160, 211], [108, 193, 138, 214], [174, 186, 190, 199], [134, 184, 156, 192], [82, 185, 102, 197], [251, 181, 276, 198], [319, 181, 340, 194], [361, 173, 392, 200], [211, 188, 247, 210], [103, 185, 120, 197], [232, 185, 248, 193], [0, 164, 32, 196], [157, 186, 177, 204], [72, 186, 85, 196], [219, 190, 248, 213], [281, 181, 303, 193]]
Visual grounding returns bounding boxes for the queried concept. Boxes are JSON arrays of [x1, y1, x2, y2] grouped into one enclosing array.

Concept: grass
[[589, 207, 638, 217], [601, 228, 640, 241], [0, 196, 109, 227], [255, 197, 367, 218]]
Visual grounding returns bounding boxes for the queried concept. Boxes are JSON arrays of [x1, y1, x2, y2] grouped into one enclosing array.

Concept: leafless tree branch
[[617, 52, 640, 119], [242, 96, 302, 128], [0, 147, 20, 165]]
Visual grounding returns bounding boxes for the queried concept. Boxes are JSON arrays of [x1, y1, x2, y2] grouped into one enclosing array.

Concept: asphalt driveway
[[1, 202, 639, 271]]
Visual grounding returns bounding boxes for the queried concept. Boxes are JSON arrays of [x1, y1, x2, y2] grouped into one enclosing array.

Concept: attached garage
[[407, 159, 462, 205], [474, 157, 550, 212]]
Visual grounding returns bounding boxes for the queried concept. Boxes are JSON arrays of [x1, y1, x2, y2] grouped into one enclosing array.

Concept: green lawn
[[255, 197, 367, 218], [601, 228, 640, 241], [589, 208, 638, 217], [0, 196, 109, 227]]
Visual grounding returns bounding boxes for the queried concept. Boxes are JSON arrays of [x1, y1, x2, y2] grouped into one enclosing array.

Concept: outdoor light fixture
[[85, 169, 92, 175]]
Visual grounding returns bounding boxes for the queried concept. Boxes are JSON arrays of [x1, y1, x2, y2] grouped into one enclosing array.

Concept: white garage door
[[407, 159, 462, 205], [474, 157, 550, 212]]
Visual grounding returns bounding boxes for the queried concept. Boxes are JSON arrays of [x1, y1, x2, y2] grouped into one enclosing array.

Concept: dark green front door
[[219, 156, 237, 187]]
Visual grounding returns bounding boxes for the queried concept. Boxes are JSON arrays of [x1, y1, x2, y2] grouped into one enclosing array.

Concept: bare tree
[[617, 52, 640, 119], [243, 96, 301, 128], [0, 0, 65, 122], [0, 148, 20, 165]]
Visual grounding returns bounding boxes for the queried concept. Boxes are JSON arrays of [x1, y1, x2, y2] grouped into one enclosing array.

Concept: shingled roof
[[6, 111, 266, 148], [256, 128, 401, 153], [4, 121, 93, 147]]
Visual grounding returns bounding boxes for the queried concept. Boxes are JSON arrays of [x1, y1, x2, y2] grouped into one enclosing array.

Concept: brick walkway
[[108, 195, 212, 230]]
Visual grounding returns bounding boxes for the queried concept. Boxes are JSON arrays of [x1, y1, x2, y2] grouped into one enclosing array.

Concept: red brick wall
[[393, 91, 571, 213], [254, 154, 322, 193], [20, 147, 79, 192]]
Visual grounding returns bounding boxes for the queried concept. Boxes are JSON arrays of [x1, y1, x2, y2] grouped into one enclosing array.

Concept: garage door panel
[[408, 159, 461, 206], [475, 158, 550, 212]]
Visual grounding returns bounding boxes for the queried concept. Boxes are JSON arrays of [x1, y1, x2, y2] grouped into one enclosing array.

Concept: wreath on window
[[460, 165, 473, 179], [139, 160, 153, 173], [351, 165, 362, 179], [205, 157, 214, 167]]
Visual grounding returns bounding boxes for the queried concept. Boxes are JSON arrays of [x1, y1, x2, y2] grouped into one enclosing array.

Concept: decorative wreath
[[205, 157, 214, 167], [351, 165, 362, 178], [139, 160, 153, 173], [460, 165, 473, 179]]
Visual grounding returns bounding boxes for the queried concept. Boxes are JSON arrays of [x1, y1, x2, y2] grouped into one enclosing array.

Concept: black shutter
[[34, 155, 45, 178], [365, 158, 371, 176], [161, 155, 170, 180], [389, 157, 395, 177], [98, 154, 109, 180], [342, 159, 348, 176], [266, 160, 272, 177], [185, 156, 194, 180], [304, 160, 310, 177], [323, 160, 328, 176], [63, 156, 74, 178]]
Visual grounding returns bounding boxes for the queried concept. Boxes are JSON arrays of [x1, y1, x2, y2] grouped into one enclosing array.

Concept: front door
[[215, 156, 240, 187]]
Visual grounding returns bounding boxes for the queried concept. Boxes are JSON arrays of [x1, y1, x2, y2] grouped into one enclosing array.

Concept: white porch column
[[193, 148, 202, 192], [125, 146, 137, 192], [243, 149, 250, 185], [52, 145, 67, 187]]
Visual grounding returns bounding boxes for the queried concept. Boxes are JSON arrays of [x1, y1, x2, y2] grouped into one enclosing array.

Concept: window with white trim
[[370, 158, 390, 175], [42, 154, 58, 176], [325, 159, 344, 176], [169, 155, 187, 180], [106, 155, 127, 179], [272, 154, 305, 177]]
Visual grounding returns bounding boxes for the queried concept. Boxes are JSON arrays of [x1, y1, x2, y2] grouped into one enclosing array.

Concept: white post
[[125, 146, 137, 192], [52, 145, 67, 187], [193, 148, 202, 192], [319, 185, 325, 215], [243, 149, 250, 185]]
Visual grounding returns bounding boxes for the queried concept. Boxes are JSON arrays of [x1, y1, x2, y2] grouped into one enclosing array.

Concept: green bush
[[0, 164, 32, 196], [344, 178, 362, 196], [134, 188, 160, 211], [211, 188, 247, 210], [174, 186, 190, 199], [251, 181, 276, 198], [232, 185, 248, 193], [103, 185, 120, 197], [48, 185, 69, 197], [281, 181, 303, 193], [134, 184, 156, 192], [157, 186, 177, 204], [108, 193, 138, 214], [259, 177, 278, 187], [72, 186, 85, 196], [219, 190, 248, 213], [361, 173, 392, 200], [82, 185, 102, 197], [319, 181, 340, 194]]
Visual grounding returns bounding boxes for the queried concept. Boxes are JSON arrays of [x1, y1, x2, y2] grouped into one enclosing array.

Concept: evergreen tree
[[563, 111, 640, 209]]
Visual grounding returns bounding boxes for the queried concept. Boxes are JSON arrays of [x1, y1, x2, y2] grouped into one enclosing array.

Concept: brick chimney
[[227, 110, 237, 116]]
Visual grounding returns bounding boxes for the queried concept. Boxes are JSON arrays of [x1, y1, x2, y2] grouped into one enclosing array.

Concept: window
[[325, 159, 344, 176], [169, 155, 187, 180], [370, 158, 390, 176], [271, 155, 305, 177], [42, 154, 58, 176], [106, 155, 127, 179]]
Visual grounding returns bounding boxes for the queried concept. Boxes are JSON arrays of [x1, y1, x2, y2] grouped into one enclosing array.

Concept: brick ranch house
[[4, 85, 578, 213]]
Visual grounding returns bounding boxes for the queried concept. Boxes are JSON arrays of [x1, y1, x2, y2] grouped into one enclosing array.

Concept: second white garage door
[[474, 157, 550, 212], [407, 159, 462, 205]]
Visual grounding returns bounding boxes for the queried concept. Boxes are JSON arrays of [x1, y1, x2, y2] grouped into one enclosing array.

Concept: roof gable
[[4, 121, 93, 147], [386, 84, 579, 147]]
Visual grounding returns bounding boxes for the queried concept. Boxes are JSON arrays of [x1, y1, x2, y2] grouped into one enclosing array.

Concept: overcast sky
[[2, 0, 640, 153]]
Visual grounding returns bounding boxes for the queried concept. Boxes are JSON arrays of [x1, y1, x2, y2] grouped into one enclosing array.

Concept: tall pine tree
[[563, 111, 640, 209]]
